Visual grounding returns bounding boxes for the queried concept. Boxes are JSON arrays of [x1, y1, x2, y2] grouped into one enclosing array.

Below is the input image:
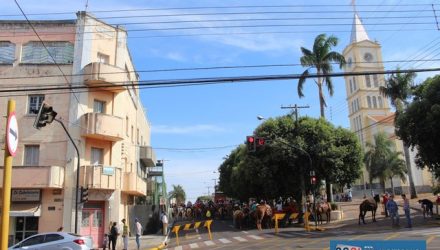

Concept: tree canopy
[[396, 74, 440, 176], [218, 116, 362, 202], [168, 185, 186, 204]]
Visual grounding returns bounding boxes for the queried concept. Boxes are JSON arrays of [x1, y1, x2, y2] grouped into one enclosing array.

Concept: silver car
[[9, 232, 93, 250]]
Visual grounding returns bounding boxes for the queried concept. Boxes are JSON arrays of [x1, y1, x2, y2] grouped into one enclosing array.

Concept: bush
[[432, 185, 440, 195], [330, 202, 339, 210]]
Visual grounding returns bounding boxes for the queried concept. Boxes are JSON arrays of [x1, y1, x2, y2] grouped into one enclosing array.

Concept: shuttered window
[[24, 145, 40, 166], [22, 41, 73, 64], [0, 41, 15, 64]]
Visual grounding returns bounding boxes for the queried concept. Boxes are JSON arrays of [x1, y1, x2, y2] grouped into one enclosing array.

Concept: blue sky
[[4, 0, 440, 201]]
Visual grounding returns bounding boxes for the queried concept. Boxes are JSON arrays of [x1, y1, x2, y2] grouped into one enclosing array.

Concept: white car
[[9, 232, 93, 250]]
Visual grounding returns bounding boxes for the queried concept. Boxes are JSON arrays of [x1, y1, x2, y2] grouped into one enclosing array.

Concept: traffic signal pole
[[54, 118, 81, 234], [1, 100, 15, 250]]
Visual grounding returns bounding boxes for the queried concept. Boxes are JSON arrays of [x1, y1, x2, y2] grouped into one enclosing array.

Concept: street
[[162, 205, 440, 249]]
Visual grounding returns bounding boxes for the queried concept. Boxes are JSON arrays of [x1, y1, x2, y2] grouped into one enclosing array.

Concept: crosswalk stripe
[[233, 236, 248, 242], [189, 243, 199, 248], [174, 246, 183, 250], [248, 235, 264, 240], [219, 238, 232, 243], [204, 240, 215, 246], [242, 230, 249, 234]]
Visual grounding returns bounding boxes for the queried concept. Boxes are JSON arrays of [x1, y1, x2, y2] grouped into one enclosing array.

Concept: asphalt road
[[163, 213, 440, 250]]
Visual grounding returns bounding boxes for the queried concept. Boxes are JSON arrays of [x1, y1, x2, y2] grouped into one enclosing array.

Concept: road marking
[[219, 238, 232, 243], [242, 230, 249, 234], [189, 243, 199, 248], [385, 232, 400, 240], [427, 235, 436, 244], [233, 236, 248, 242], [204, 240, 215, 246], [174, 246, 183, 250], [248, 235, 264, 240]]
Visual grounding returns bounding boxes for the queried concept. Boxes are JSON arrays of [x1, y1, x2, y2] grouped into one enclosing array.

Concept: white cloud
[[152, 124, 226, 134], [165, 52, 186, 62]]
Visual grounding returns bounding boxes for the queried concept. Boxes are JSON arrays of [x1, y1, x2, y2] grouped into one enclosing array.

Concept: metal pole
[[55, 119, 80, 234], [1, 100, 15, 250]]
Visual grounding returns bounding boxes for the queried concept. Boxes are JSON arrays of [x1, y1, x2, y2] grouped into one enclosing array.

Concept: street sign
[[6, 112, 18, 156]]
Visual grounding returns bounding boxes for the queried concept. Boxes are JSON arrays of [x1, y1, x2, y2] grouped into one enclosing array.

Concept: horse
[[185, 207, 193, 220], [359, 197, 378, 225], [233, 210, 245, 229], [256, 204, 272, 230], [419, 199, 434, 218], [316, 202, 331, 224]]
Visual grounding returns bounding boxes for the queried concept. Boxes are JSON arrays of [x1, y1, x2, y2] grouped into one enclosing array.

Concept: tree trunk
[[390, 177, 395, 195], [318, 81, 325, 118], [380, 178, 386, 194], [403, 143, 418, 198]]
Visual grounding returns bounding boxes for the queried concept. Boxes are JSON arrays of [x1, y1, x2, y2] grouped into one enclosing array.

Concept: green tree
[[298, 33, 346, 118], [387, 151, 407, 194], [396, 74, 440, 177], [168, 185, 186, 205], [380, 70, 417, 198]]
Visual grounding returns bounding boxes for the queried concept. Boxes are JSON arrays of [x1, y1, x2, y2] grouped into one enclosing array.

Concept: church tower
[[343, 13, 433, 193]]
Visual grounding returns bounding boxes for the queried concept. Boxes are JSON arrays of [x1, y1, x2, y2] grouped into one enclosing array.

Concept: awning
[[9, 204, 41, 217]]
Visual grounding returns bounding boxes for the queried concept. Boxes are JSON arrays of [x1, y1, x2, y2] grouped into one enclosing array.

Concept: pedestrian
[[161, 211, 169, 236], [401, 194, 412, 228], [348, 190, 353, 202], [382, 193, 389, 217], [121, 219, 129, 250], [386, 194, 399, 227], [135, 218, 143, 250], [102, 234, 108, 250], [108, 221, 113, 249], [110, 222, 119, 250]]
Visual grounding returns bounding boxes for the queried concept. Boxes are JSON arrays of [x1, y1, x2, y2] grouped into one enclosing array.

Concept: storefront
[[80, 202, 105, 248]]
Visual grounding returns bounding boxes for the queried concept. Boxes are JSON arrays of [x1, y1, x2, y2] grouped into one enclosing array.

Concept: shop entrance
[[14, 217, 39, 244], [80, 204, 104, 248]]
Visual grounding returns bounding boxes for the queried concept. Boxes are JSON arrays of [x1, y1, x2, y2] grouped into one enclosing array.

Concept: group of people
[[382, 192, 436, 228], [103, 218, 143, 250]]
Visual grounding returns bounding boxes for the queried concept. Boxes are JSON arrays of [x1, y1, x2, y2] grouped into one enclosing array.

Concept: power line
[[0, 67, 439, 95]]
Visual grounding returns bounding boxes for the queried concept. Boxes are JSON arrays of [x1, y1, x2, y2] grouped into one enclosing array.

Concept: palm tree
[[169, 185, 186, 205], [298, 33, 346, 118], [364, 132, 393, 193], [387, 151, 408, 195], [380, 70, 418, 198]]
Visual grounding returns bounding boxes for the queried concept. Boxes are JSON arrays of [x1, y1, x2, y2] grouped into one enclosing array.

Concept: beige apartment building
[[343, 13, 433, 193], [0, 12, 156, 247]]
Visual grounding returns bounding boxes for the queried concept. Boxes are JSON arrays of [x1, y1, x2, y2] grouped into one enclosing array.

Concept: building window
[[93, 100, 105, 113], [22, 41, 73, 64], [131, 126, 134, 143], [378, 96, 383, 108], [356, 98, 360, 111], [373, 96, 378, 108], [352, 77, 357, 91], [365, 75, 371, 88], [349, 79, 353, 94], [367, 96, 372, 108], [137, 128, 140, 145], [24, 145, 40, 166], [351, 101, 355, 114], [28, 95, 44, 114], [97, 53, 109, 64], [91, 147, 104, 165], [126, 116, 129, 136], [14, 217, 39, 244], [373, 74, 379, 87], [0, 41, 16, 64]]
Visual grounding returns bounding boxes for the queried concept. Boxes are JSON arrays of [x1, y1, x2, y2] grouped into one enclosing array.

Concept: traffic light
[[310, 176, 317, 185], [80, 186, 89, 203], [246, 136, 256, 152], [33, 102, 57, 129], [256, 137, 265, 147]]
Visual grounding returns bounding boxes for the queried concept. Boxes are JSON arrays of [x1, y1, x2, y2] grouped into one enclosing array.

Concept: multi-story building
[[0, 12, 156, 247], [342, 12, 433, 193]]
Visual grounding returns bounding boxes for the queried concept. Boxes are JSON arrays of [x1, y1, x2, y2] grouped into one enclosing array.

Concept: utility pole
[[280, 104, 310, 125], [206, 186, 211, 196]]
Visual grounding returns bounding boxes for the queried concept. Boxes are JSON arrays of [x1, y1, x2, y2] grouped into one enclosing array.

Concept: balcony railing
[[139, 146, 156, 167], [79, 165, 121, 190], [81, 112, 124, 141], [122, 172, 147, 196], [83, 62, 127, 93], [147, 166, 163, 177], [0, 166, 64, 189]]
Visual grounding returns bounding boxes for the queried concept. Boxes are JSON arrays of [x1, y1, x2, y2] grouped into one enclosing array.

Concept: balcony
[[81, 112, 123, 141], [146, 178, 155, 196], [148, 166, 163, 177], [79, 165, 121, 190], [83, 62, 127, 93], [139, 146, 156, 167], [122, 172, 147, 196], [0, 166, 64, 189]]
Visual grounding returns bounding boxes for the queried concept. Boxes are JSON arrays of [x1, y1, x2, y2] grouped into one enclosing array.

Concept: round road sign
[[6, 112, 19, 156]]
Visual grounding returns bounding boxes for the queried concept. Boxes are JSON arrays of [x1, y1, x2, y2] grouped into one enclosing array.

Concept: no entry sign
[[6, 112, 18, 156]]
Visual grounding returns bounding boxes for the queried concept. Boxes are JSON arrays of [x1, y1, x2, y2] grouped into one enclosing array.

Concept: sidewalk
[[127, 234, 166, 250]]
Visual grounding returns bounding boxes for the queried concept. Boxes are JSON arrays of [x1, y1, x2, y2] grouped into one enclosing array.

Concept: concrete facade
[[0, 12, 156, 248], [342, 13, 433, 194]]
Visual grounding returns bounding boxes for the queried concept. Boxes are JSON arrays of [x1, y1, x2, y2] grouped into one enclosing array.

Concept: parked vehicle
[[9, 232, 93, 250]]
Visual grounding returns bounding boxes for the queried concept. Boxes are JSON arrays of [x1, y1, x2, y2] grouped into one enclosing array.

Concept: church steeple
[[350, 13, 370, 43]]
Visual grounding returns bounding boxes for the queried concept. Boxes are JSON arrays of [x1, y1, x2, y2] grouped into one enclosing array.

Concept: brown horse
[[358, 197, 378, 225], [233, 210, 245, 229], [256, 204, 272, 230], [316, 202, 331, 224]]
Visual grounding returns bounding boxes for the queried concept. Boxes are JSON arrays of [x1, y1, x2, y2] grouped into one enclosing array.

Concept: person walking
[[135, 218, 143, 250], [110, 222, 119, 250], [121, 219, 129, 250], [107, 221, 113, 249], [161, 211, 169, 236], [386, 194, 399, 227], [401, 194, 412, 228], [382, 193, 389, 217]]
